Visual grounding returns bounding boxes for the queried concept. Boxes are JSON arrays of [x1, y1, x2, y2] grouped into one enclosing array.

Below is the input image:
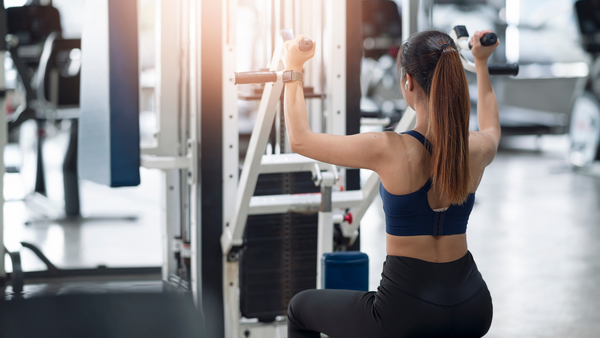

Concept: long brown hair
[[398, 31, 471, 204]]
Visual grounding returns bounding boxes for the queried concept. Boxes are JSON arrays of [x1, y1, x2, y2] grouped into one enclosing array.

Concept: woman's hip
[[376, 250, 489, 306]]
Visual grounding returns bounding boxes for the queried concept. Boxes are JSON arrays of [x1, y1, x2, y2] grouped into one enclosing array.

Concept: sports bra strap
[[423, 178, 433, 192], [401, 130, 432, 154]]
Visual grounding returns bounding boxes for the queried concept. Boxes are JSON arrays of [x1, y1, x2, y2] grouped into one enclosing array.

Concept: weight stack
[[239, 172, 319, 322]]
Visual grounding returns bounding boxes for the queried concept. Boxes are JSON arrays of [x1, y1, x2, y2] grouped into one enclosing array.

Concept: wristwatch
[[282, 70, 303, 83]]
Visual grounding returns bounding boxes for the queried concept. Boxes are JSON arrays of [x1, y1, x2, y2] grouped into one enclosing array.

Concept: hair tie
[[440, 43, 452, 53]]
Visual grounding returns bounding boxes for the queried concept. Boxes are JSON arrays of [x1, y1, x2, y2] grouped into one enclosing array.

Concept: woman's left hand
[[282, 34, 316, 72]]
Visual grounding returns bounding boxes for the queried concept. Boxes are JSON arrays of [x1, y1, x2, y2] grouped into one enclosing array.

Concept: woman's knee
[[288, 289, 314, 318]]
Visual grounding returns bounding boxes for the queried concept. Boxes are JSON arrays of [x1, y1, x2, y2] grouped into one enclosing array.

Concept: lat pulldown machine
[[220, 14, 517, 336]]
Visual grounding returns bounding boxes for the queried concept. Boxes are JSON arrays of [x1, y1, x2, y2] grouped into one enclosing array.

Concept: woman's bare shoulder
[[468, 130, 498, 167]]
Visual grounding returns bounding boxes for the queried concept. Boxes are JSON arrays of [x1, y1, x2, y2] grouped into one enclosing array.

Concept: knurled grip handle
[[299, 38, 313, 52], [468, 32, 498, 49], [487, 63, 519, 76], [480, 33, 497, 46], [233, 71, 277, 85]]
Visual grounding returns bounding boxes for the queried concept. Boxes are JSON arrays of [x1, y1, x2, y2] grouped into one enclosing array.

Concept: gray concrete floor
[[4, 134, 600, 337], [3, 130, 163, 271]]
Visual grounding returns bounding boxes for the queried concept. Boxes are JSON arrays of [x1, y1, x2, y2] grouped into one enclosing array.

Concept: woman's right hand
[[283, 34, 316, 72], [470, 29, 500, 64]]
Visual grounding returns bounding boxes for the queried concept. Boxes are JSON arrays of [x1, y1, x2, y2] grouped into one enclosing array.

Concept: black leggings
[[287, 251, 493, 338]]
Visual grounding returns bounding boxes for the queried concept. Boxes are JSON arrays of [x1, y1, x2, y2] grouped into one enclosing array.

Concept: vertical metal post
[[419, 0, 434, 31], [0, 0, 7, 284], [303, 0, 323, 133], [222, 0, 240, 337], [316, 176, 334, 289], [223, 257, 240, 338], [162, 170, 181, 279], [179, 0, 191, 248], [188, 0, 201, 312], [152, 0, 184, 282], [200, 0, 224, 337], [222, 0, 238, 257], [325, 0, 347, 189], [325, 0, 346, 137], [402, 0, 419, 42], [0, 24, 6, 284], [144, 0, 182, 157], [345, 0, 363, 214]]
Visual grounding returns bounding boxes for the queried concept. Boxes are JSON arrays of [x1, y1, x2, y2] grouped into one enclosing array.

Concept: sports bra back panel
[[381, 130, 475, 236]]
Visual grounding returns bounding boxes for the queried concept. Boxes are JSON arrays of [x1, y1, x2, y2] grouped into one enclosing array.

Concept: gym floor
[[4, 134, 600, 337]]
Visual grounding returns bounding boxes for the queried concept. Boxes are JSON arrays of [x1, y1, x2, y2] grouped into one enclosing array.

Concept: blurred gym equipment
[[0, 0, 158, 300], [5, 3, 139, 221], [360, 0, 404, 127], [571, 0, 600, 167]]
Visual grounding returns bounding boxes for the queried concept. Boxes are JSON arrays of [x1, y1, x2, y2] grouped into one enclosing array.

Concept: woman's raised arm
[[282, 35, 392, 171], [470, 29, 501, 167]]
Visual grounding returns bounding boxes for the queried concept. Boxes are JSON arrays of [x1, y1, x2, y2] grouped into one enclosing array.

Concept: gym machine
[[0, 0, 158, 296], [215, 1, 365, 336], [0, 1, 7, 289], [4, 4, 81, 221], [138, 0, 518, 337], [571, 0, 600, 167], [219, 2, 518, 338]]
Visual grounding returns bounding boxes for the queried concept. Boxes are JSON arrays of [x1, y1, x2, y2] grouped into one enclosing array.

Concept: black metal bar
[[8, 44, 37, 106], [4, 248, 24, 294], [34, 119, 47, 196], [6, 267, 161, 280], [20, 242, 59, 274], [63, 120, 81, 216], [0, 0, 6, 52], [201, 0, 224, 336], [6, 42, 38, 132], [346, 0, 362, 251], [488, 63, 519, 76]]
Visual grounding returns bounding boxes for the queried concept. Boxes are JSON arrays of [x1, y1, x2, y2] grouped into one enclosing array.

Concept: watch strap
[[282, 70, 303, 83]]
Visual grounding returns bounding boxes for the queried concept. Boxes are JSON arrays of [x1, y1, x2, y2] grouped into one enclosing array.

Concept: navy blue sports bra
[[380, 130, 475, 236]]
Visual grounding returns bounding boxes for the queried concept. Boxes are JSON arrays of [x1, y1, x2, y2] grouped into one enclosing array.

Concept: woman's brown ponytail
[[398, 31, 471, 204], [428, 46, 471, 204]]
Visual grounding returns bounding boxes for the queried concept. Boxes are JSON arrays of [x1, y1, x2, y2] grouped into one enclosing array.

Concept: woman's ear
[[406, 74, 414, 92]]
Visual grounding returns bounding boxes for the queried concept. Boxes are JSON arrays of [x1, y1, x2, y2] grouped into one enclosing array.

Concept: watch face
[[283, 71, 293, 82]]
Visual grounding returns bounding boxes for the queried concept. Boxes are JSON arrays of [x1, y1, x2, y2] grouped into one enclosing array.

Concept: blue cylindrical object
[[321, 251, 369, 292]]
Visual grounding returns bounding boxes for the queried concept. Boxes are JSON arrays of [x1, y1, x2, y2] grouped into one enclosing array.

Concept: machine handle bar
[[234, 71, 277, 85], [233, 63, 519, 85], [234, 29, 314, 85], [488, 63, 519, 76], [469, 32, 516, 75], [468, 32, 497, 49], [451, 26, 519, 76]]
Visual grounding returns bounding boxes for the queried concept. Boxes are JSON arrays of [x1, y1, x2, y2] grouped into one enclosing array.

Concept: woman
[[283, 29, 499, 338]]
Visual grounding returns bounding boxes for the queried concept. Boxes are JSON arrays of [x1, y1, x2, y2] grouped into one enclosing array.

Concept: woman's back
[[379, 130, 489, 262]]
